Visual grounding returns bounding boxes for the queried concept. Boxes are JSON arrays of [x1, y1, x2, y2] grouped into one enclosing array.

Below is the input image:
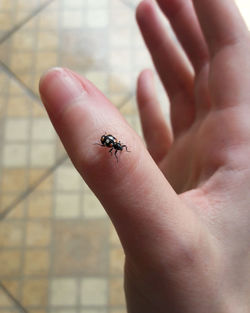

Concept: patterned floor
[[0, 1, 249, 313]]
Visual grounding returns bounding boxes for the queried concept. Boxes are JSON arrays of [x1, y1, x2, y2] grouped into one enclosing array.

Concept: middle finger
[[156, 0, 209, 74]]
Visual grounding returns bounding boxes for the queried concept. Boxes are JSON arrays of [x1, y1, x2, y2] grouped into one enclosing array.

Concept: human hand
[[39, 0, 250, 312]]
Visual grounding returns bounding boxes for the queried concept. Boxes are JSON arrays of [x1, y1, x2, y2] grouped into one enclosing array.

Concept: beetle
[[95, 134, 130, 162]]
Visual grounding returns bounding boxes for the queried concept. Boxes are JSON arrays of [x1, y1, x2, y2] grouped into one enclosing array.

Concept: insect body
[[96, 134, 130, 162]]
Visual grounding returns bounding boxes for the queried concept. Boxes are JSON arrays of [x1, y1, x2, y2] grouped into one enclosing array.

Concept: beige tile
[[0, 250, 21, 276], [81, 310, 106, 313], [86, 9, 108, 28], [63, 0, 84, 9], [12, 31, 36, 51], [0, 195, 25, 219], [55, 193, 81, 218], [26, 221, 51, 247], [110, 28, 131, 47], [87, 0, 108, 9], [0, 222, 23, 247], [0, 0, 138, 102], [27, 192, 52, 218], [108, 74, 130, 94], [30, 143, 55, 167], [29, 310, 47, 313], [0, 12, 13, 31], [4, 118, 30, 141], [110, 247, 124, 275], [37, 31, 59, 51], [31, 118, 56, 141], [38, 12, 59, 29], [109, 278, 126, 306], [6, 96, 31, 117], [119, 98, 137, 115], [109, 310, 127, 313], [2, 280, 20, 301], [22, 279, 48, 307], [0, 289, 14, 307], [50, 278, 77, 306], [55, 166, 82, 191], [0, 0, 13, 10], [10, 52, 34, 72], [109, 225, 121, 246], [35, 51, 58, 71], [31, 103, 48, 117], [1, 169, 27, 191], [3, 144, 28, 167], [85, 71, 108, 94], [23, 249, 49, 276], [29, 169, 53, 191], [110, 50, 131, 71], [80, 278, 108, 306], [50, 310, 76, 313], [62, 11, 84, 29], [82, 193, 107, 219], [53, 220, 108, 275]]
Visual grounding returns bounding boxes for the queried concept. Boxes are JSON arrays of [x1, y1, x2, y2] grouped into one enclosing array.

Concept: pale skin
[[39, 0, 250, 312]]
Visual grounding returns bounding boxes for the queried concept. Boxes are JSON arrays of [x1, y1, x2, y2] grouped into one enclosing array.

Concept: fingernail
[[39, 67, 85, 113]]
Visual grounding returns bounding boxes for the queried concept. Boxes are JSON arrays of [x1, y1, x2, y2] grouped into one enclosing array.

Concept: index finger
[[39, 68, 198, 265]]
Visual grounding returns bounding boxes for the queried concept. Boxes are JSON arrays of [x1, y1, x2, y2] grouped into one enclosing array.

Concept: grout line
[[0, 282, 29, 313], [0, 61, 42, 104], [0, 154, 68, 221], [0, 0, 54, 45]]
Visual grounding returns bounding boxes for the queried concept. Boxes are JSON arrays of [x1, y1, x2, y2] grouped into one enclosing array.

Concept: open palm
[[39, 0, 250, 312]]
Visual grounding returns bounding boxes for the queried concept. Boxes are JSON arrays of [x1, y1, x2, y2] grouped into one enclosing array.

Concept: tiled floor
[[0, 1, 249, 313]]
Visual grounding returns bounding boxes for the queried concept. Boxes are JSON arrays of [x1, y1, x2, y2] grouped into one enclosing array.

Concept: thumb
[[39, 67, 200, 265]]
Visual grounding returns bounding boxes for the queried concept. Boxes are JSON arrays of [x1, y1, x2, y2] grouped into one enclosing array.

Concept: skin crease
[[39, 0, 250, 312]]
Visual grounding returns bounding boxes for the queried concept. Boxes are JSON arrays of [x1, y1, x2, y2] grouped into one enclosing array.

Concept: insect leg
[[122, 145, 130, 152], [114, 149, 119, 162], [109, 148, 113, 155]]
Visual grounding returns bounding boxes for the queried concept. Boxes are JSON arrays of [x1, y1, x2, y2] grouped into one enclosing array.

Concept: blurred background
[[0, 1, 249, 313]]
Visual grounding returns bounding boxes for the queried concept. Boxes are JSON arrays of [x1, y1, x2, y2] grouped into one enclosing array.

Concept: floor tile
[[55, 166, 83, 191], [81, 310, 106, 313], [0, 0, 51, 41], [0, 0, 149, 104], [21, 279, 48, 307], [109, 278, 125, 306], [0, 0, 162, 312], [82, 193, 107, 219], [109, 310, 127, 313], [26, 220, 51, 247], [27, 192, 52, 218], [109, 247, 124, 275], [0, 289, 14, 307], [52, 220, 109, 275], [0, 250, 22, 276], [0, 221, 23, 248], [23, 249, 49, 276], [0, 70, 66, 220], [55, 193, 81, 218], [80, 278, 108, 306], [50, 278, 77, 306]]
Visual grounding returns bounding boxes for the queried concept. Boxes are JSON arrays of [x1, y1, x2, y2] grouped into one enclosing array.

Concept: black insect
[[95, 134, 130, 162]]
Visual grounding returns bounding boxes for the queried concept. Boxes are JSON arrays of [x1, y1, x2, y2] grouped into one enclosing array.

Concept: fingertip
[[136, 0, 153, 24], [39, 67, 87, 119], [137, 69, 156, 107], [39, 67, 64, 95], [138, 68, 154, 87]]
